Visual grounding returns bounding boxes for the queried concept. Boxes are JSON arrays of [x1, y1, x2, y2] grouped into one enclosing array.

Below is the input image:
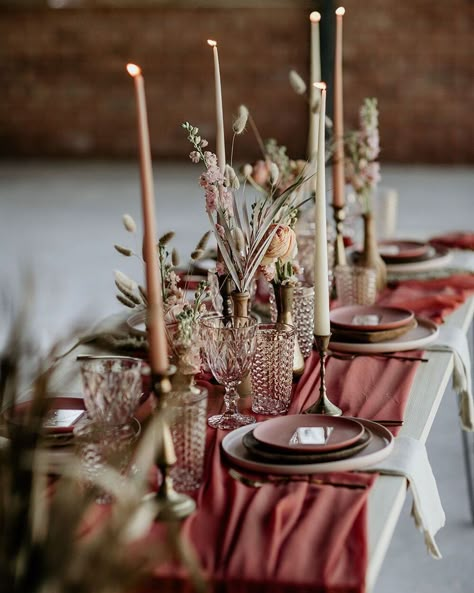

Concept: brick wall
[[1, 1, 472, 163]]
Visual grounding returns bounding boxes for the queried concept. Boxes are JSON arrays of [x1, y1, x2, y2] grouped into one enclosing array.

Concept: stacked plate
[[329, 305, 439, 353], [4, 396, 86, 448], [377, 240, 452, 273], [222, 414, 394, 474]]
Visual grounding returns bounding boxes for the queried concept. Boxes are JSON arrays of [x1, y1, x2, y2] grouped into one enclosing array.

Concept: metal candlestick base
[[333, 205, 347, 268], [304, 334, 342, 416], [151, 370, 196, 521]]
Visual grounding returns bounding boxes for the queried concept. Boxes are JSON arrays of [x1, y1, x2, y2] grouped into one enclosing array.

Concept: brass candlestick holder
[[304, 334, 342, 416], [333, 205, 347, 268], [151, 369, 196, 521]]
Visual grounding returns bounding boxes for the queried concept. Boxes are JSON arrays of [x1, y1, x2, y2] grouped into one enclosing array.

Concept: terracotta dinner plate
[[385, 245, 452, 273], [243, 427, 372, 463], [5, 396, 86, 434], [330, 305, 415, 332], [222, 418, 394, 475], [330, 316, 439, 353], [378, 240, 429, 261], [252, 414, 364, 453]]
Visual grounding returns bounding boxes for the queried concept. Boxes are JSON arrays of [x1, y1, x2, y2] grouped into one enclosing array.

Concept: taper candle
[[207, 40, 226, 173], [126, 63, 168, 374], [313, 82, 330, 336], [308, 11, 321, 164], [332, 7, 346, 208]]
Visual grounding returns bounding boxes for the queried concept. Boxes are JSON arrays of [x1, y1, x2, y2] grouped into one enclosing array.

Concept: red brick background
[[1, 1, 473, 163]]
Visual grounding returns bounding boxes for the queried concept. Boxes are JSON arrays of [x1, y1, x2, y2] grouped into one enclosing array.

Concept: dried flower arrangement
[[344, 97, 381, 212], [114, 216, 211, 375], [183, 115, 307, 294], [0, 309, 203, 593]]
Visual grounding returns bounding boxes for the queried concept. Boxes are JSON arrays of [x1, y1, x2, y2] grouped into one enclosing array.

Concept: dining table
[[46, 262, 474, 593]]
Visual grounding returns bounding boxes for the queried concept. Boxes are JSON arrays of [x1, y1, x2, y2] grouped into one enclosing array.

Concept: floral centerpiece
[[114, 216, 211, 384], [344, 97, 386, 290], [344, 97, 381, 213], [183, 120, 306, 311]]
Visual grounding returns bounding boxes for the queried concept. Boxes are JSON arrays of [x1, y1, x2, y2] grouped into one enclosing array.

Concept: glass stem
[[222, 382, 239, 417]]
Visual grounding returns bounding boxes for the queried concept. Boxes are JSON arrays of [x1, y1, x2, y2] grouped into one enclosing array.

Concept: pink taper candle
[[126, 63, 168, 375], [308, 11, 321, 164], [332, 7, 346, 208], [207, 40, 226, 173], [313, 83, 330, 336]]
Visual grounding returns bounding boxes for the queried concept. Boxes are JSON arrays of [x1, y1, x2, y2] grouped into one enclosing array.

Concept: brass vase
[[272, 283, 305, 377], [359, 212, 387, 291], [231, 290, 253, 397]]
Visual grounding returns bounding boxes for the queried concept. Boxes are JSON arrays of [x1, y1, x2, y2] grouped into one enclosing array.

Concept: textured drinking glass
[[200, 315, 258, 430], [166, 387, 208, 492], [251, 323, 295, 415], [270, 284, 315, 359], [80, 358, 144, 426], [74, 418, 140, 504], [334, 265, 377, 306]]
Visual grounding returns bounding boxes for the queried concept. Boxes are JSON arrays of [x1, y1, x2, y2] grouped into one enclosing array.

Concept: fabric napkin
[[426, 325, 474, 431], [366, 436, 445, 559]]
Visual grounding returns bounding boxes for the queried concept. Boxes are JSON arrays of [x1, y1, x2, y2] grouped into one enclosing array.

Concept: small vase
[[272, 283, 305, 376], [219, 275, 234, 318], [232, 290, 250, 317], [165, 322, 201, 394], [231, 291, 253, 397], [359, 212, 387, 291]]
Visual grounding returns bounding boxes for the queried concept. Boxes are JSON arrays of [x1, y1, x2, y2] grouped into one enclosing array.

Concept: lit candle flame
[[207, 39, 217, 47], [314, 82, 327, 90], [309, 11, 321, 22], [336, 6, 345, 16], [126, 63, 141, 77]]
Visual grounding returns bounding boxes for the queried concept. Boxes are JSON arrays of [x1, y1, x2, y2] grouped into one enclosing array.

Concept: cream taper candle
[[127, 63, 168, 374], [308, 11, 321, 164], [332, 7, 346, 208], [313, 82, 330, 336], [207, 40, 226, 173]]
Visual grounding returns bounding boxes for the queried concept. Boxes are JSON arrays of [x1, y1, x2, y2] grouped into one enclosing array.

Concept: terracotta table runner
[[141, 274, 474, 593]]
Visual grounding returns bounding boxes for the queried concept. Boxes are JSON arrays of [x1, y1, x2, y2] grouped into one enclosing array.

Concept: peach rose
[[261, 224, 297, 266], [252, 160, 270, 186]]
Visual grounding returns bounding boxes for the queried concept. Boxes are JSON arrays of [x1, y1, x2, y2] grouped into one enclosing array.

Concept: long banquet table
[[52, 273, 474, 593]]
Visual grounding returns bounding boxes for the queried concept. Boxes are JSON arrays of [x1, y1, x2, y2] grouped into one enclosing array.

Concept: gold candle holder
[[151, 370, 196, 521], [332, 205, 347, 268], [304, 334, 342, 416]]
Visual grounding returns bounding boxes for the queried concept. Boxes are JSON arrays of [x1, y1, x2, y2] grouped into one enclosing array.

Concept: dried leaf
[[232, 105, 249, 135], [116, 294, 137, 309], [191, 249, 204, 261], [195, 230, 211, 251], [289, 69, 306, 95], [114, 244, 133, 257], [138, 285, 148, 304], [158, 231, 175, 246], [122, 214, 137, 233], [171, 248, 180, 267], [115, 280, 141, 305]]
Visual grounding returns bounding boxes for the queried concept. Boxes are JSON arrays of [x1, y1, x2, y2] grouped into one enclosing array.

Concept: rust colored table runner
[[140, 274, 474, 593]]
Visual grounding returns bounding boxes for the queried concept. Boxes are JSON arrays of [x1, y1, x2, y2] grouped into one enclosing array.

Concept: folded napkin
[[427, 325, 474, 431], [366, 436, 445, 559]]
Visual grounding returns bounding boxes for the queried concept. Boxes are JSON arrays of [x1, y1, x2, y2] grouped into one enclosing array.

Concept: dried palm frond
[[0, 305, 204, 593]]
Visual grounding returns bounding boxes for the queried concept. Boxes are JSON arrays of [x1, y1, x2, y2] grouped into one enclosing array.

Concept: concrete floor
[[0, 160, 473, 592]]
